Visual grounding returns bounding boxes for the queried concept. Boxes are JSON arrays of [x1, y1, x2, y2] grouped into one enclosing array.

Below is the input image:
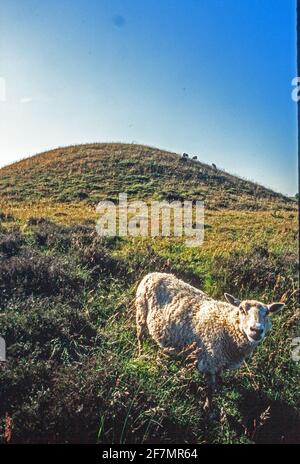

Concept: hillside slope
[[0, 143, 295, 210], [0, 143, 298, 444]]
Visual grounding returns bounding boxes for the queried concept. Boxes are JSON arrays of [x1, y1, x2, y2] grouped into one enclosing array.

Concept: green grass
[[0, 220, 298, 444], [0, 143, 296, 210]]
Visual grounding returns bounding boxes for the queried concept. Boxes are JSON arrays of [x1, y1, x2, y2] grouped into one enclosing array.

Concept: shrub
[[0, 231, 24, 257], [32, 222, 72, 251], [79, 243, 127, 280], [1, 301, 96, 362], [0, 251, 83, 302], [210, 245, 298, 300]]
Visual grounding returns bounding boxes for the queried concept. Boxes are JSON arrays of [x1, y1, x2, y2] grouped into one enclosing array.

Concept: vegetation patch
[[0, 220, 298, 444]]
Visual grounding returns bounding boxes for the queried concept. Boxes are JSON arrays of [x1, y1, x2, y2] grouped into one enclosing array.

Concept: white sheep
[[135, 272, 285, 410]]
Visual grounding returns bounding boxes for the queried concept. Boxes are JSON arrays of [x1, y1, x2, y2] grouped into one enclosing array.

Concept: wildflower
[[4, 413, 12, 444]]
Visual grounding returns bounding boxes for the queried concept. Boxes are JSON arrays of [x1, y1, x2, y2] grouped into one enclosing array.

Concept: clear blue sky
[[0, 0, 297, 195]]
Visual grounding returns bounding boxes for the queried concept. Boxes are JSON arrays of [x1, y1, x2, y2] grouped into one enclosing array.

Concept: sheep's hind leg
[[136, 323, 146, 356], [203, 372, 216, 414], [136, 297, 148, 356]]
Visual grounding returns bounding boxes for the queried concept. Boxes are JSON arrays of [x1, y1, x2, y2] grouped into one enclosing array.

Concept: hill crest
[[0, 143, 295, 211]]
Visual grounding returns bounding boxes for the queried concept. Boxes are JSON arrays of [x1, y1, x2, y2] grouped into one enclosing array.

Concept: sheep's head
[[224, 293, 285, 343]]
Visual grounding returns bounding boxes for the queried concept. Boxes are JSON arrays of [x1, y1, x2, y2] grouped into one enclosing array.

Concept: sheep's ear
[[267, 303, 285, 314], [224, 293, 241, 307]]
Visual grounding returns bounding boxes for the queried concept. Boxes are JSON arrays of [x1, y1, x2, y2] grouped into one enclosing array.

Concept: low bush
[[210, 245, 298, 301], [0, 251, 82, 302], [0, 231, 24, 257]]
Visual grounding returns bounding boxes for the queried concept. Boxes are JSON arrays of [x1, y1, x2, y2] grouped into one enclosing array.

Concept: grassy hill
[[0, 143, 295, 209], [0, 143, 298, 444]]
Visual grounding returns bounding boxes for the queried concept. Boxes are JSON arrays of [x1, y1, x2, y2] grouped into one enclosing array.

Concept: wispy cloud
[[20, 94, 52, 104], [20, 96, 34, 104]]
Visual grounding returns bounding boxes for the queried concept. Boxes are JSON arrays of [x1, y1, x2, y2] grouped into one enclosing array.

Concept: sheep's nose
[[250, 326, 263, 335]]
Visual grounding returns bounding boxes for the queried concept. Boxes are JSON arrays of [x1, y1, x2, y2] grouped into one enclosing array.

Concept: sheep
[[135, 272, 285, 411]]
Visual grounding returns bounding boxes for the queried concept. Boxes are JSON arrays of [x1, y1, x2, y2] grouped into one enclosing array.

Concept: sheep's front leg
[[203, 372, 216, 413]]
